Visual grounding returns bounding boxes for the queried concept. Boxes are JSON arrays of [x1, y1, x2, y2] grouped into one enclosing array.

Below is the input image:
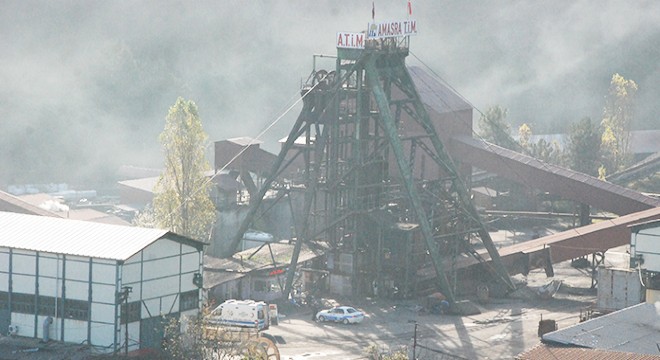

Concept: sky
[[1, 0, 658, 188]]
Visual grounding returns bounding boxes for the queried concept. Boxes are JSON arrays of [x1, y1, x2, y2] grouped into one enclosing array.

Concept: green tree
[[161, 303, 263, 360], [153, 97, 215, 241], [601, 73, 637, 172], [518, 123, 562, 165], [478, 105, 519, 151], [565, 117, 602, 176], [518, 123, 532, 150], [363, 344, 409, 360], [133, 203, 157, 228]]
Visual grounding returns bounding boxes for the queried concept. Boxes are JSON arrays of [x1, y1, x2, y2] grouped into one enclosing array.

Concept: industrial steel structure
[[227, 21, 660, 305], [231, 36, 515, 303]]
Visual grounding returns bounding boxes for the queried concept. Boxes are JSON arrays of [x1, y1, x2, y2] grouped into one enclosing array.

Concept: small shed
[[596, 267, 643, 311], [204, 240, 328, 304], [0, 211, 205, 354]]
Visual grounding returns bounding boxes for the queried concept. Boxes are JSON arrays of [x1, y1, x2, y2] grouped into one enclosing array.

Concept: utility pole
[[119, 286, 132, 356], [408, 320, 418, 359], [413, 322, 418, 360]]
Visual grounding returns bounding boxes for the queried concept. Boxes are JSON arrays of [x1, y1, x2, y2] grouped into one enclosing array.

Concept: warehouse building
[[0, 211, 205, 354]]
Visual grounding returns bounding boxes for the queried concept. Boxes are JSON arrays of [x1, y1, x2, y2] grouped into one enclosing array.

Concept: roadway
[[265, 249, 630, 359]]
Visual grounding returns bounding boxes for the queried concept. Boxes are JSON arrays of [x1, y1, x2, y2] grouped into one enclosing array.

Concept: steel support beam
[[365, 56, 456, 302], [395, 62, 516, 291], [229, 101, 312, 253]]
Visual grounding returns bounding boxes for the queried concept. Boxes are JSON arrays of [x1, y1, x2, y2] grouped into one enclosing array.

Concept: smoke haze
[[1, 1, 658, 187]]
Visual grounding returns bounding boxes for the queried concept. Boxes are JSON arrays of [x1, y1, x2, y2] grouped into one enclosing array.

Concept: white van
[[207, 299, 270, 330]]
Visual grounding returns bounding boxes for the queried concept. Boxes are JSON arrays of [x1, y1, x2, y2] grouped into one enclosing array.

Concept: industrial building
[[0, 211, 205, 354], [630, 219, 660, 303], [228, 29, 660, 305]]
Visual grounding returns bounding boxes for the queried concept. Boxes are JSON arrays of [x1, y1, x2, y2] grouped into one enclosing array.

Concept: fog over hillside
[[1, 1, 658, 188]]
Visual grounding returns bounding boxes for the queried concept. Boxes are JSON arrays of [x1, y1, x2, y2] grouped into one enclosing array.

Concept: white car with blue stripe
[[315, 306, 365, 324]]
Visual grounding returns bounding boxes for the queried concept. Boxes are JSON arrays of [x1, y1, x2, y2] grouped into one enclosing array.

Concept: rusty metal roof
[[0, 190, 58, 217], [0, 211, 175, 261], [450, 136, 660, 215], [226, 137, 264, 147], [17, 193, 130, 226], [408, 66, 473, 114], [517, 343, 660, 360], [414, 206, 660, 279], [117, 176, 159, 193]]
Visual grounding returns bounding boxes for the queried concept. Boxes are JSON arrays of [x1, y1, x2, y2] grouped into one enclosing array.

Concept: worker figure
[[310, 296, 320, 322], [311, 304, 319, 322], [440, 300, 450, 315]]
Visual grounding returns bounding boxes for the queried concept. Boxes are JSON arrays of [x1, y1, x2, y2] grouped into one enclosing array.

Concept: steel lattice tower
[[231, 37, 514, 303]]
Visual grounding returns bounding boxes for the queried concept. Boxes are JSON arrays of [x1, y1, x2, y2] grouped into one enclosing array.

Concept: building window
[[37, 296, 55, 316], [120, 301, 141, 324], [63, 298, 90, 321], [253, 278, 279, 293], [10, 293, 35, 314], [0, 291, 7, 310], [179, 290, 199, 312], [253, 280, 269, 292], [4, 292, 89, 321]]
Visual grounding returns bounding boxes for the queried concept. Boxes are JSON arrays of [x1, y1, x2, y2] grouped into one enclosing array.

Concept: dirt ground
[[268, 244, 631, 359], [0, 337, 92, 360]]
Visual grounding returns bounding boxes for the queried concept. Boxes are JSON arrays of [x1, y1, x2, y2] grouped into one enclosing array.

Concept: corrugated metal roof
[[0, 211, 169, 261], [542, 302, 660, 355], [203, 241, 329, 288]]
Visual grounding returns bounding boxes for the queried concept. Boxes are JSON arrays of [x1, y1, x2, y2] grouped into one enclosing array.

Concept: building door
[[140, 315, 170, 351], [0, 309, 9, 336]]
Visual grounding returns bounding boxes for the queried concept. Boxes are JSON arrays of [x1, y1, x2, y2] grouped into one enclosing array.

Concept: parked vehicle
[[206, 299, 270, 330], [315, 306, 364, 324]]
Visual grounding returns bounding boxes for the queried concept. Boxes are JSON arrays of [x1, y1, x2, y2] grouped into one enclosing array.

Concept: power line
[[157, 50, 369, 235], [154, 74, 328, 231]]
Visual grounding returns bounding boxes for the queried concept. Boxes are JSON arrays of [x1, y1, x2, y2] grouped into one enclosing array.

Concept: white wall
[[0, 250, 7, 289], [0, 236, 202, 353], [123, 237, 202, 316], [633, 225, 660, 273], [9, 313, 34, 337], [0, 248, 119, 346], [121, 237, 203, 352], [90, 322, 116, 350], [62, 319, 88, 343]]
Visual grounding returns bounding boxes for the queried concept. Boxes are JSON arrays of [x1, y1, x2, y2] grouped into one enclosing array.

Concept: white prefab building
[[0, 211, 205, 354], [630, 219, 660, 302]]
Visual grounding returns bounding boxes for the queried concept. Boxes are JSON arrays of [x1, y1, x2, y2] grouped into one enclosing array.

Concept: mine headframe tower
[[231, 37, 514, 303]]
